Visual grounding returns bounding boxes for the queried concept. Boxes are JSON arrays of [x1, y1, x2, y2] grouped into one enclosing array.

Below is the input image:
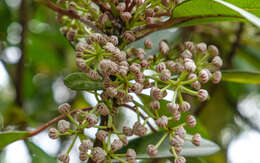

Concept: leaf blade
[[0, 131, 30, 150], [222, 70, 260, 85]]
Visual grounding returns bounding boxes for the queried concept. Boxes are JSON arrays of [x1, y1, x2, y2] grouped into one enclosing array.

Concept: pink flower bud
[[104, 42, 116, 53], [120, 12, 132, 22], [58, 154, 70, 163], [159, 41, 169, 55], [184, 41, 195, 52], [184, 58, 196, 73], [175, 156, 186, 163], [167, 102, 179, 113], [126, 148, 136, 161], [149, 100, 160, 110], [179, 101, 191, 112], [161, 0, 170, 6], [109, 35, 118, 46], [175, 126, 187, 139], [116, 2, 126, 12], [146, 144, 158, 158], [188, 73, 197, 80], [135, 48, 146, 60], [186, 115, 196, 128], [133, 122, 147, 136], [92, 147, 107, 162], [145, 8, 154, 18], [166, 61, 176, 72], [99, 13, 109, 26], [106, 87, 118, 97], [199, 69, 210, 84], [212, 56, 223, 68], [180, 50, 192, 58], [141, 60, 149, 68], [212, 70, 222, 84], [156, 116, 168, 128], [57, 120, 70, 133], [192, 133, 201, 146], [111, 139, 124, 152], [58, 103, 71, 115], [75, 42, 86, 52], [119, 66, 128, 76], [144, 38, 153, 49], [208, 45, 219, 56], [135, 0, 143, 5], [87, 70, 100, 80], [97, 103, 110, 116], [131, 82, 143, 94], [66, 29, 76, 42], [96, 130, 108, 142], [196, 42, 207, 54], [86, 114, 98, 127], [130, 64, 140, 74], [150, 87, 162, 100], [191, 81, 201, 90], [79, 152, 88, 161], [123, 31, 135, 42], [79, 139, 93, 152], [156, 62, 166, 72], [160, 69, 171, 81], [48, 128, 59, 139], [123, 126, 133, 136], [170, 135, 184, 147], [197, 89, 208, 102], [136, 72, 145, 83]]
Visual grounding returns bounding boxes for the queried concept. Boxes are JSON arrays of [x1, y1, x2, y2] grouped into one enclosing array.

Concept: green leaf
[[118, 132, 220, 159], [172, 0, 260, 27], [222, 70, 260, 85], [128, 28, 180, 56], [26, 141, 57, 163], [0, 131, 30, 150], [64, 72, 104, 91], [214, 0, 260, 27]]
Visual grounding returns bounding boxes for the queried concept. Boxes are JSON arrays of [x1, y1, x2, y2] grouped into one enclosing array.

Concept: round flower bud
[[123, 126, 133, 136], [97, 103, 110, 116], [130, 64, 140, 74], [197, 89, 208, 102], [146, 144, 158, 158], [136, 72, 145, 83], [109, 35, 119, 46], [196, 42, 207, 54], [184, 58, 196, 73], [172, 109, 181, 121], [175, 146, 183, 154], [159, 41, 169, 55], [48, 128, 59, 139], [58, 103, 71, 115], [79, 139, 93, 152], [212, 56, 223, 68], [179, 101, 191, 112], [161, 0, 170, 6], [88, 70, 100, 80], [58, 154, 70, 163], [135, 0, 143, 5], [91, 147, 107, 162], [175, 126, 187, 139], [156, 62, 166, 73], [175, 156, 186, 163], [75, 42, 86, 52], [96, 130, 108, 142], [188, 73, 197, 80], [167, 102, 179, 113], [212, 70, 222, 84], [186, 115, 196, 128], [120, 135, 128, 146], [106, 87, 118, 97], [170, 135, 184, 147], [166, 61, 176, 72], [141, 60, 149, 68], [160, 69, 171, 81], [156, 116, 168, 128], [104, 42, 116, 53], [199, 69, 210, 84], [99, 13, 109, 26], [57, 120, 70, 133], [123, 31, 135, 42], [86, 114, 98, 127], [150, 87, 162, 100], [116, 2, 126, 12], [208, 45, 219, 56], [133, 122, 147, 136], [145, 8, 154, 18], [192, 133, 201, 146], [131, 82, 143, 94], [184, 41, 195, 52], [146, 17, 154, 24], [120, 12, 132, 22], [191, 81, 201, 90], [135, 48, 146, 60], [111, 139, 124, 152], [175, 62, 185, 73], [79, 152, 88, 161], [144, 38, 153, 49], [126, 148, 136, 161], [180, 50, 192, 59], [66, 29, 76, 41], [149, 100, 160, 110]]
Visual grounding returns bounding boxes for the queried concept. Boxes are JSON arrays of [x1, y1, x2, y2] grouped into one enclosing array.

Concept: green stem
[[67, 114, 80, 128], [66, 134, 78, 155], [111, 155, 128, 163], [133, 100, 155, 119], [155, 132, 168, 148], [180, 86, 198, 96]]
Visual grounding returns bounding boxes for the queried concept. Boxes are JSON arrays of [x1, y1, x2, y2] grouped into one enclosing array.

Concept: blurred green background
[[1, 0, 260, 163]]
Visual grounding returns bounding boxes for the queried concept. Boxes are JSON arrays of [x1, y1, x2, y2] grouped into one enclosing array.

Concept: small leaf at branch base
[[0, 131, 30, 150]]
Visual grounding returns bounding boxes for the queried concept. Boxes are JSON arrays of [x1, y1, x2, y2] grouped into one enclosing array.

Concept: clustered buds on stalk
[[48, 0, 222, 162]]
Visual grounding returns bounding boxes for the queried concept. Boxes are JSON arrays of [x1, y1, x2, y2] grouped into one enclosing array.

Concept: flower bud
[[131, 82, 143, 94], [212, 70, 222, 84], [111, 139, 124, 152], [197, 89, 208, 102], [66, 29, 76, 42], [175, 126, 187, 139], [186, 115, 196, 128], [119, 66, 128, 76], [184, 41, 195, 52], [175, 156, 186, 163], [133, 122, 147, 136], [159, 41, 169, 55], [99, 13, 109, 26], [166, 61, 176, 72], [150, 87, 162, 100], [106, 87, 118, 97], [120, 12, 132, 22], [156, 116, 168, 128], [156, 62, 166, 72], [191, 81, 201, 90], [116, 2, 126, 12], [58, 154, 70, 163], [141, 60, 149, 68], [48, 128, 59, 139], [179, 101, 191, 112], [208, 45, 219, 56], [104, 42, 116, 53], [161, 0, 170, 6], [145, 8, 154, 18], [144, 38, 153, 49], [180, 50, 192, 59], [192, 133, 201, 146], [149, 100, 160, 110], [167, 102, 179, 113], [184, 58, 196, 73], [146, 17, 154, 24], [212, 56, 223, 68], [97, 103, 110, 116], [92, 147, 107, 162], [135, 48, 146, 60], [79, 139, 93, 152], [135, 0, 143, 5], [172, 109, 181, 121], [126, 148, 136, 161], [86, 114, 98, 127], [130, 64, 140, 74], [75, 42, 86, 52], [170, 135, 184, 147], [123, 126, 133, 136], [146, 144, 158, 158], [88, 70, 100, 80], [160, 69, 171, 81], [58, 103, 71, 115], [79, 152, 88, 161], [57, 120, 70, 133], [123, 31, 135, 42], [119, 135, 128, 146], [199, 69, 209, 84], [109, 35, 119, 46], [196, 42, 207, 54], [96, 130, 108, 142]]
